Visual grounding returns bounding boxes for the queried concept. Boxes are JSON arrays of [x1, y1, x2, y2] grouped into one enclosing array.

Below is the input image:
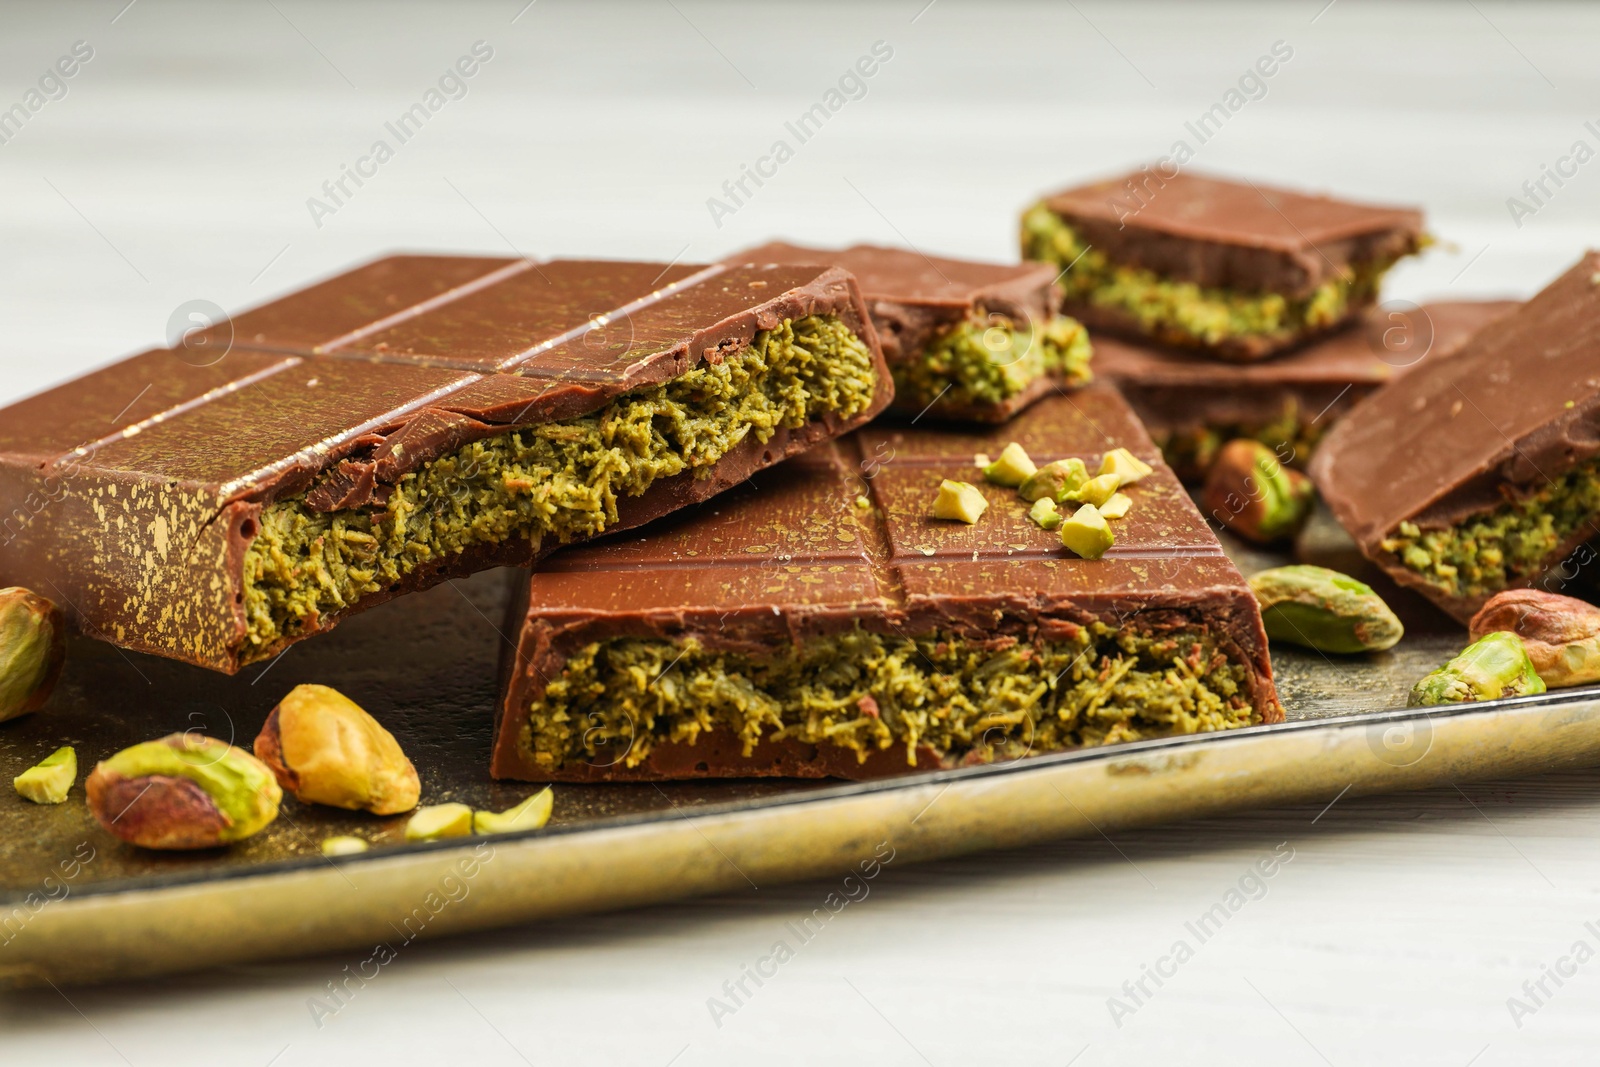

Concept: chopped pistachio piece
[[1100, 492, 1132, 520], [982, 442, 1038, 488], [404, 802, 474, 842], [321, 835, 370, 856], [1065, 473, 1121, 508], [13, 745, 76, 804], [973, 452, 991, 469], [1028, 497, 1062, 530], [1248, 565, 1403, 653], [1099, 447, 1153, 486], [1061, 503, 1115, 559], [474, 787, 554, 835], [1018, 458, 1088, 503], [931, 480, 988, 523], [1408, 631, 1546, 706], [854, 495, 871, 509]]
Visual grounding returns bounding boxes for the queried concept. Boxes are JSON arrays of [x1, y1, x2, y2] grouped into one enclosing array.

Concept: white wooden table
[[3, 1, 1599, 1062]]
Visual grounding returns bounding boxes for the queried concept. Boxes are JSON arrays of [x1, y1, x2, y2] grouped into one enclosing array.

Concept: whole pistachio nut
[[86, 734, 282, 849], [474, 787, 554, 835], [254, 684, 420, 815], [0, 587, 66, 723], [1200, 440, 1314, 545], [14, 745, 76, 804], [1408, 631, 1547, 707], [1018, 458, 1089, 503], [1469, 589, 1600, 688], [1248, 565, 1405, 654]]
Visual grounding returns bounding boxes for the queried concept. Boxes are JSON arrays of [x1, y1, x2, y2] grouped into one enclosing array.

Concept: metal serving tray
[[3, 508, 1598, 988]]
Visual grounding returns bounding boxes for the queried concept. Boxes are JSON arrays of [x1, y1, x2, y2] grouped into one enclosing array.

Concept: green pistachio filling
[[522, 624, 1258, 772], [1021, 204, 1395, 349], [241, 316, 877, 661], [1379, 458, 1600, 600], [1153, 403, 1325, 482], [894, 313, 1092, 412]]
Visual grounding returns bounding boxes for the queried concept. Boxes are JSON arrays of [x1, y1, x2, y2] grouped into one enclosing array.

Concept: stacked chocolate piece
[[1022, 170, 1515, 482], [0, 237, 1288, 782]]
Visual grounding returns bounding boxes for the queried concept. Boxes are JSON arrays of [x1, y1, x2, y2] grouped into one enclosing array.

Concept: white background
[[4, 1, 1600, 1063]]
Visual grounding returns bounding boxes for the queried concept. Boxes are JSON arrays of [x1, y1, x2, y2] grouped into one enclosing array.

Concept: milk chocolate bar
[[1312, 253, 1600, 621], [1022, 171, 1426, 361], [731, 242, 1090, 422], [0, 256, 892, 671], [492, 385, 1282, 781], [1099, 300, 1518, 481]]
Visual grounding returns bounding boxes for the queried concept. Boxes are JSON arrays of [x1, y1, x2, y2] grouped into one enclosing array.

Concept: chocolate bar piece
[[1099, 300, 1518, 481], [1311, 252, 1600, 622], [492, 384, 1282, 781], [730, 242, 1090, 422], [0, 256, 892, 672], [1022, 171, 1426, 361]]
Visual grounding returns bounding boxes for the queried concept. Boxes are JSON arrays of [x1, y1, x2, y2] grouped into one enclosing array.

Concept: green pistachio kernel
[[983, 442, 1038, 488], [1028, 497, 1062, 530], [1018, 458, 1088, 503], [14, 746, 76, 805], [474, 788, 554, 835], [1248, 565, 1404, 654], [1061, 503, 1115, 560], [1408, 631, 1546, 706]]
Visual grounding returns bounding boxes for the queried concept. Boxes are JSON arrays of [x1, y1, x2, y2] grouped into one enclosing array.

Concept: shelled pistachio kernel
[[982, 442, 1037, 488], [321, 835, 370, 857], [1099, 447, 1153, 486], [0, 586, 67, 724], [931, 480, 988, 523], [1018, 458, 1088, 503], [1100, 493, 1132, 520], [1408, 631, 1545, 706], [405, 802, 474, 842], [474, 788, 554, 835], [1248, 564, 1403, 654], [1066, 473, 1121, 508], [85, 734, 282, 850], [1028, 497, 1062, 530], [14, 745, 76, 804], [1061, 503, 1115, 560]]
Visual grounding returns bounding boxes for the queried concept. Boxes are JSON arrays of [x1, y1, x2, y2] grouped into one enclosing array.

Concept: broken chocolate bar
[[0, 256, 892, 672], [1022, 171, 1426, 361], [1099, 300, 1518, 481], [1311, 252, 1600, 622], [492, 384, 1282, 781], [730, 242, 1090, 422]]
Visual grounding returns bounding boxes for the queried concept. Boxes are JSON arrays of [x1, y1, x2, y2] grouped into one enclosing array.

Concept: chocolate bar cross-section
[[0, 256, 892, 672], [1022, 171, 1425, 361], [731, 242, 1090, 422], [1312, 252, 1600, 621], [493, 384, 1281, 781]]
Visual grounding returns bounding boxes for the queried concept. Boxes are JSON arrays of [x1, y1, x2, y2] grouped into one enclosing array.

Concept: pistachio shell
[[255, 684, 420, 815]]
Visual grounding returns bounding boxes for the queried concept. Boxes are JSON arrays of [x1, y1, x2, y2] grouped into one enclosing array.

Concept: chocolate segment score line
[[0, 255, 892, 671]]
